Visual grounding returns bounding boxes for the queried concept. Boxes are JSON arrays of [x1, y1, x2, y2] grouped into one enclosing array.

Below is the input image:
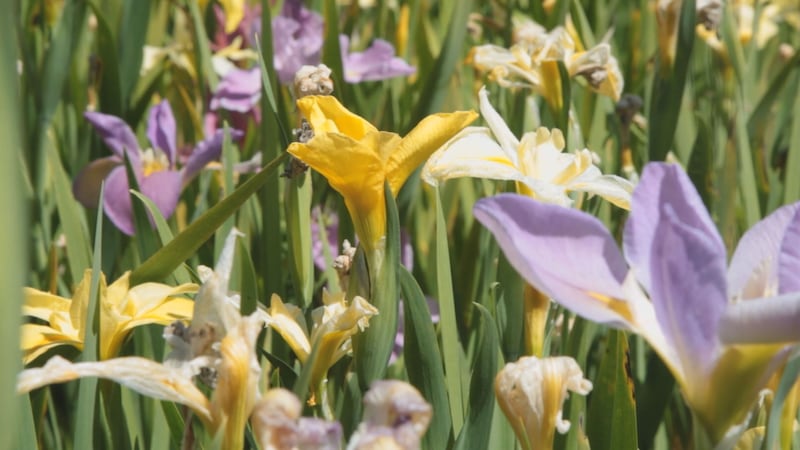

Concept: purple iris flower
[[74, 101, 240, 235], [340, 35, 416, 83], [272, 0, 324, 84], [473, 162, 800, 441]]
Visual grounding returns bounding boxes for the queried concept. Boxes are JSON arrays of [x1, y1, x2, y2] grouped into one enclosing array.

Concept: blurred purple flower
[[211, 67, 262, 114], [74, 100, 241, 235], [340, 35, 416, 83], [272, 0, 324, 84], [211, 3, 262, 52]]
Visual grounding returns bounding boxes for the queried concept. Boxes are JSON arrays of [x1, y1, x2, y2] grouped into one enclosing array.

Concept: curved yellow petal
[[123, 282, 198, 318], [23, 288, 70, 321], [21, 323, 82, 364], [266, 294, 311, 361], [17, 355, 212, 423], [385, 110, 478, 195], [296, 96, 378, 139], [118, 297, 196, 338]]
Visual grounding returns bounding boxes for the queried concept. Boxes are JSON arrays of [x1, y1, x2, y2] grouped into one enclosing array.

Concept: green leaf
[[586, 330, 639, 450], [285, 172, 313, 307], [74, 183, 107, 449], [764, 348, 800, 450], [734, 91, 761, 228], [454, 304, 499, 450], [783, 91, 800, 204], [129, 191, 193, 284], [353, 181, 399, 388], [186, 0, 218, 96], [118, 0, 150, 108], [400, 267, 452, 450], [47, 142, 91, 284], [647, 0, 695, 162], [129, 152, 288, 284], [409, 0, 473, 124], [86, 1, 123, 116], [434, 186, 466, 433]]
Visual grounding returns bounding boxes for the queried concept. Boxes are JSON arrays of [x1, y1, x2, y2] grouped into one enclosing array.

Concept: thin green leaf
[[129, 151, 288, 284], [87, 1, 123, 116], [782, 91, 800, 204], [734, 91, 761, 228], [118, 0, 151, 107], [434, 186, 466, 433], [186, 0, 218, 95], [647, 0, 695, 162], [400, 267, 452, 450], [764, 348, 800, 450], [586, 330, 639, 450], [454, 304, 499, 450], [285, 172, 313, 307], [47, 142, 91, 284]]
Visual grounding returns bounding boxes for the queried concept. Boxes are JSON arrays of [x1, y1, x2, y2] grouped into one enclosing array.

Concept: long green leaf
[[400, 267, 452, 450], [647, 0, 695, 162], [434, 186, 465, 433], [782, 91, 800, 204], [118, 0, 150, 108], [454, 304, 499, 450], [586, 330, 638, 450], [87, 1, 123, 116], [764, 348, 800, 450], [129, 152, 288, 284]]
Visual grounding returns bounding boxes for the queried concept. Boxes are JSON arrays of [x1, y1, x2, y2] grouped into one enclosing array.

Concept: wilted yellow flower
[[423, 87, 634, 209], [19, 230, 263, 450], [471, 21, 624, 102], [265, 290, 378, 400], [287, 96, 477, 253], [495, 356, 592, 450], [21, 270, 196, 362]]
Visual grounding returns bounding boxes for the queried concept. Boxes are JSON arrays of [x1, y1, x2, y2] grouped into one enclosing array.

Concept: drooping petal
[[474, 193, 636, 328], [84, 111, 141, 163], [624, 162, 725, 293], [478, 86, 520, 161], [23, 288, 71, 321], [778, 205, 800, 294], [718, 292, 800, 344], [296, 95, 378, 139], [568, 172, 634, 210], [182, 129, 240, 183], [647, 203, 727, 387], [17, 355, 212, 423], [139, 170, 184, 221], [21, 324, 82, 364], [146, 100, 178, 165], [384, 110, 478, 195], [72, 156, 120, 209], [266, 294, 311, 361], [103, 166, 136, 235], [421, 127, 521, 186]]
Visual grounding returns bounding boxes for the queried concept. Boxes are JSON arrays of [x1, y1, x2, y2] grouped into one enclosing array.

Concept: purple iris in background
[[272, 0, 324, 84], [340, 35, 416, 83], [474, 162, 800, 442], [74, 101, 239, 235]]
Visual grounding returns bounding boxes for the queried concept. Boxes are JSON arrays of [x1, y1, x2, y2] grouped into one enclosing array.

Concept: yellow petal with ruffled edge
[[266, 294, 312, 362]]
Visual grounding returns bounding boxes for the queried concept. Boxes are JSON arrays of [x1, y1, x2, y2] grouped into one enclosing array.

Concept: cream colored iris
[[422, 87, 633, 209], [265, 290, 378, 400], [287, 96, 477, 253], [471, 21, 624, 102], [494, 355, 592, 450], [22, 270, 196, 362]]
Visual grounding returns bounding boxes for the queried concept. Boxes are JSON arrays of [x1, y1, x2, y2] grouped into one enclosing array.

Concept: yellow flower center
[[141, 148, 170, 177]]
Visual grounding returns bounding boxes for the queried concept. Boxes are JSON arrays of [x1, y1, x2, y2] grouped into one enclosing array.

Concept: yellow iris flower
[[22, 270, 196, 362], [287, 96, 477, 253], [265, 290, 378, 402]]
